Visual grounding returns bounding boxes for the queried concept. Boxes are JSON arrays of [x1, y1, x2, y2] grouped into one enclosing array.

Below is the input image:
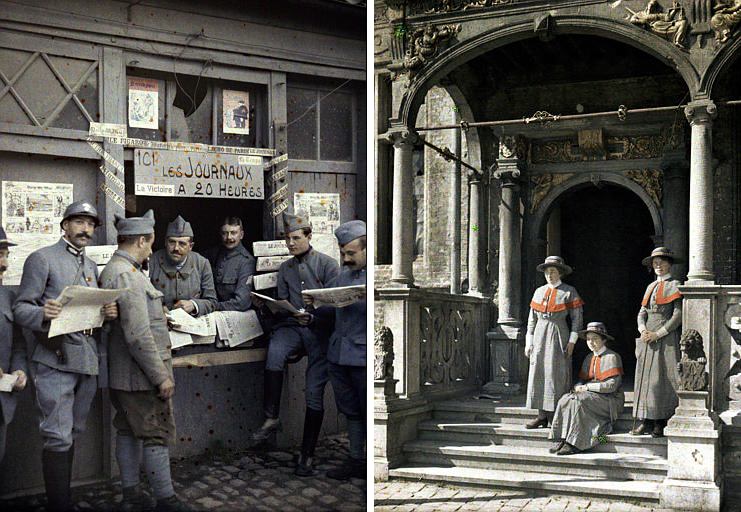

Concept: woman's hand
[[574, 384, 588, 393], [640, 330, 659, 344]]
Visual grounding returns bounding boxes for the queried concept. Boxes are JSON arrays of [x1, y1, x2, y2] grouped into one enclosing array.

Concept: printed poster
[[223, 89, 250, 135], [293, 193, 341, 261], [2, 181, 73, 285], [128, 77, 159, 129]]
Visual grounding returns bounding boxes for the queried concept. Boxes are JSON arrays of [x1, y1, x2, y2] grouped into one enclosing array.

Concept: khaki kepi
[[642, 246, 681, 267], [282, 212, 311, 235], [113, 210, 155, 236], [536, 255, 573, 277]]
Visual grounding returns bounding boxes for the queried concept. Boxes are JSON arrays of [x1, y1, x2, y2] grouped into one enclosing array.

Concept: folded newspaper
[[250, 292, 301, 314], [301, 285, 366, 308], [49, 285, 128, 338], [0, 373, 18, 393], [167, 309, 263, 350]]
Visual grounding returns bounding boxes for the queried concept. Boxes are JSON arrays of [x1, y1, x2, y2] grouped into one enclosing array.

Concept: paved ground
[[1, 435, 366, 511], [375, 481, 738, 512]]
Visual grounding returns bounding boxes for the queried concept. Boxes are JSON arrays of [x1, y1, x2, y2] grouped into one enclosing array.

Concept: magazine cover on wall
[[294, 192, 341, 261], [223, 89, 250, 135], [128, 77, 159, 129]]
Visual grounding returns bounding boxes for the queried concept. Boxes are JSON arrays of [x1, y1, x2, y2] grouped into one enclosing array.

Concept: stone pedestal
[[660, 391, 722, 511], [483, 326, 522, 395]]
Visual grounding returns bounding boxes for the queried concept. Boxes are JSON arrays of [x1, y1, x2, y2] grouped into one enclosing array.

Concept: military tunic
[[99, 250, 176, 445], [149, 249, 217, 316], [634, 276, 682, 420], [550, 348, 625, 451], [204, 243, 256, 311], [265, 247, 340, 411], [0, 286, 27, 463], [13, 238, 100, 450], [526, 283, 584, 412], [327, 267, 366, 419]]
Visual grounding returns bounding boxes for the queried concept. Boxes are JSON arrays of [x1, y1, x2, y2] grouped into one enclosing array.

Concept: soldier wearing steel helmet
[[13, 200, 118, 512]]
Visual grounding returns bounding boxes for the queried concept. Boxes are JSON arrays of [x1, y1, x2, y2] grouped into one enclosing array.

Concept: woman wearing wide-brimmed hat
[[631, 247, 682, 438], [549, 322, 625, 455], [525, 256, 584, 429]]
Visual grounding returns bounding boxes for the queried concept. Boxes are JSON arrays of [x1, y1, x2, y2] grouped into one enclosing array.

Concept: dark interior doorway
[[555, 184, 656, 385]]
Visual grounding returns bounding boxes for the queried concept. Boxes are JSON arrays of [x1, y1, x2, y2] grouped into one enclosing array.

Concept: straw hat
[[641, 247, 681, 267], [578, 321, 614, 341], [536, 255, 572, 277]]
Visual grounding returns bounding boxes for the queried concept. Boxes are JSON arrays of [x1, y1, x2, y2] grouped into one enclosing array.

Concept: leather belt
[[81, 328, 97, 336]]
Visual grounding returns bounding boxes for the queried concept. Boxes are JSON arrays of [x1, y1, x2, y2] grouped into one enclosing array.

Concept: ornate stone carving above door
[[624, 169, 664, 205], [529, 173, 574, 213]]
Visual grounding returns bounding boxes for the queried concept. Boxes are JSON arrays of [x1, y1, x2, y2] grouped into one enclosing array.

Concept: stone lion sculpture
[[374, 326, 394, 380], [677, 329, 709, 391]]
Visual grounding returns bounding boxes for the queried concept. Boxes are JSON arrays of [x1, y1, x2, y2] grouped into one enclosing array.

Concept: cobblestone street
[[375, 481, 739, 512], [1, 435, 366, 511]]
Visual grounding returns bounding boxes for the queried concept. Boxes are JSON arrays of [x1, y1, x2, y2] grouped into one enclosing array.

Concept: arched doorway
[[548, 183, 656, 383]]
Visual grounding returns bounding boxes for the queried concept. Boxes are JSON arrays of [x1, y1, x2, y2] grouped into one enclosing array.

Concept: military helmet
[[60, 201, 101, 228]]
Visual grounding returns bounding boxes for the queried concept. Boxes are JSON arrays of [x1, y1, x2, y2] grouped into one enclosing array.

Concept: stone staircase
[[388, 395, 667, 504]]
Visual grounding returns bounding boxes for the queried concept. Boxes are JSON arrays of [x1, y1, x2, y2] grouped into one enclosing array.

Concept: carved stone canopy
[[387, 23, 461, 78]]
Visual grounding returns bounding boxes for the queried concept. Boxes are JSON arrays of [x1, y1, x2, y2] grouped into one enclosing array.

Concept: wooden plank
[[125, 53, 270, 85], [0, 134, 99, 159], [172, 348, 267, 368], [0, 27, 101, 60]]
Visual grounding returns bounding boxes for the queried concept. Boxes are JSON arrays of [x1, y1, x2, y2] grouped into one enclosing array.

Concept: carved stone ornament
[[578, 129, 606, 161], [498, 135, 527, 160], [710, 0, 741, 46], [625, 169, 663, 205], [628, 0, 690, 50], [530, 139, 579, 164], [529, 173, 574, 213], [387, 23, 461, 78], [408, 0, 512, 15], [374, 326, 395, 380], [609, 134, 666, 160], [677, 329, 709, 391]]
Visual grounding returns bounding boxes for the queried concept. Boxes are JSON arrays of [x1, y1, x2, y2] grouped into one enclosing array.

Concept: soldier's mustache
[[76, 233, 92, 239], [0, 266, 6, 272]]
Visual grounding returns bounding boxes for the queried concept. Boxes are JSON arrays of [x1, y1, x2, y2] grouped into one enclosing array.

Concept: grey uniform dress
[[13, 238, 100, 451], [526, 283, 584, 412], [550, 348, 625, 451], [204, 243, 256, 311], [149, 249, 217, 316], [0, 286, 27, 463], [634, 277, 682, 420]]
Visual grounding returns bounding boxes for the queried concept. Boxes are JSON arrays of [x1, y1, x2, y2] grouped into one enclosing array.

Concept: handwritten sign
[[134, 149, 264, 200]]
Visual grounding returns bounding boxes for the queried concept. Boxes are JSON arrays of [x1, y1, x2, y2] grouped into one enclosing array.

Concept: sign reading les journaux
[[134, 148, 264, 200]]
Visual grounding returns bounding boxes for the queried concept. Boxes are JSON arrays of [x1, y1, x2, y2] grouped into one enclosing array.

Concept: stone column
[[389, 129, 418, 287], [684, 100, 717, 283], [661, 152, 689, 281], [484, 135, 526, 394], [449, 117, 462, 295], [467, 173, 484, 296]]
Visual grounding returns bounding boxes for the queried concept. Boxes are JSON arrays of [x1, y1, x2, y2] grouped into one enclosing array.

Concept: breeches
[[110, 389, 176, 447], [328, 363, 366, 419]]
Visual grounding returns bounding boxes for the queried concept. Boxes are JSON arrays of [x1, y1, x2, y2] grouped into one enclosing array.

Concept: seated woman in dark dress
[[549, 321, 625, 456]]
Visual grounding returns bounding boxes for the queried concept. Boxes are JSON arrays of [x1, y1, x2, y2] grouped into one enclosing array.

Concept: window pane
[[287, 87, 317, 160], [169, 79, 212, 144], [319, 91, 352, 162]]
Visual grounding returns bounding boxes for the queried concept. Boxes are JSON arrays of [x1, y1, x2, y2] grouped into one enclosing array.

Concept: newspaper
[[253, 272, 278, 291], [0, 373, 18, 393], [166, 308, 217, 337], [256, 255, 292, 272], [293, 193, 340, 235], [48, 286, 127, 338], [250, 292, 300, 315], [168, 330, 194, 350], [213, 310, 263, 348], [301, 285, 366, 308], [253, 240, 289, 257]]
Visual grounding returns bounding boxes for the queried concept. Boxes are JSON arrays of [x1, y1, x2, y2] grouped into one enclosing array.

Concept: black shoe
[[251, 417, 282, 444], [525, 416, 548, 429], [121, 484, 156, 512], [327, 458, 365, 480], [294, 454, 315, 477], [630, 420, 652, 436], [651, 419, 666, 438], [548, 440, 565, 454], [154, 495, 191, 512], [556, 443, 581, 456]]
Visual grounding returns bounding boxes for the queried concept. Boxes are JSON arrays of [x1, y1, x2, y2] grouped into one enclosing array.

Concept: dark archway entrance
[[554, 184, 656, 384]]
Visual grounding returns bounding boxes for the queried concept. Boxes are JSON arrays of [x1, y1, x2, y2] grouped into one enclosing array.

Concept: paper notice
[[48, 286, 127, 338], [0, 373, 18, 393], [253, 272, 278, 291], [293, 193, 340, 235], [223, 89, 250, 135], [86, 245, 118, 266], [250, 292, 300, 315], [166, 308, 216, 337], [256, 255, 292, 272], [128, 77, 159, 129], [253, 240, 289, 257], [302, 285, 366, 308], [212, 310, 263, 348]]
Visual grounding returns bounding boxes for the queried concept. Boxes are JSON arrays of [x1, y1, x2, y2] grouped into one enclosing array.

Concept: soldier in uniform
[[203, 217, 256, 311], [14, 201, 118, 511], [149, 215, 217, 317], [252, 212, 340, 476], [318, 220, 367, 480], [99, 210, 189, 512], [0, 226, 27, 464], [631, 247, 682, 438]]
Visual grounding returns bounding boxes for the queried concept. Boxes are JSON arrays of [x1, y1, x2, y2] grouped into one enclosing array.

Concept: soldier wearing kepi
[[149, 215, 217, 317], [203, 217, 256, 311], [0, 226, 28, 465], [252, 212, 340, 477], [99, 211, 189, 512], [324, 220, 367, 480], [13, 200, 118, 512]]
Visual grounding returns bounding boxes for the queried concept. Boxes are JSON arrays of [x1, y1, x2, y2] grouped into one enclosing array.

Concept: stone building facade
[[374, 0, 741, 509]]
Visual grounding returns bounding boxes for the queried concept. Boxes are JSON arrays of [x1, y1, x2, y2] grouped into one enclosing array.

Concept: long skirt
[[527, 312, 571, 412], [634, 335, 679, 419], [549, 391, 617, 451]]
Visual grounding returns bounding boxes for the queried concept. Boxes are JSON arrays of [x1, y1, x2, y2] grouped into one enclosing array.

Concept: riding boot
[[42, 449, 71, 512], [252, 370, 284, 443], [295, 408, 324, 477]]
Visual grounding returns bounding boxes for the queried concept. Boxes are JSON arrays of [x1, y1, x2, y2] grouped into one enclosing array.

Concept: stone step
[[416, 420, 668, 457], [388, 466, 661, 503], [433, 399, 641, 431], [402, 440, 668, 482]]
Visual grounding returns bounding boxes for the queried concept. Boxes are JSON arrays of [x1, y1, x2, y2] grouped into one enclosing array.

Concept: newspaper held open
[[301, 285, 366, 308], [48, 286, 128, 338], [250, 292, 300, 314]]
